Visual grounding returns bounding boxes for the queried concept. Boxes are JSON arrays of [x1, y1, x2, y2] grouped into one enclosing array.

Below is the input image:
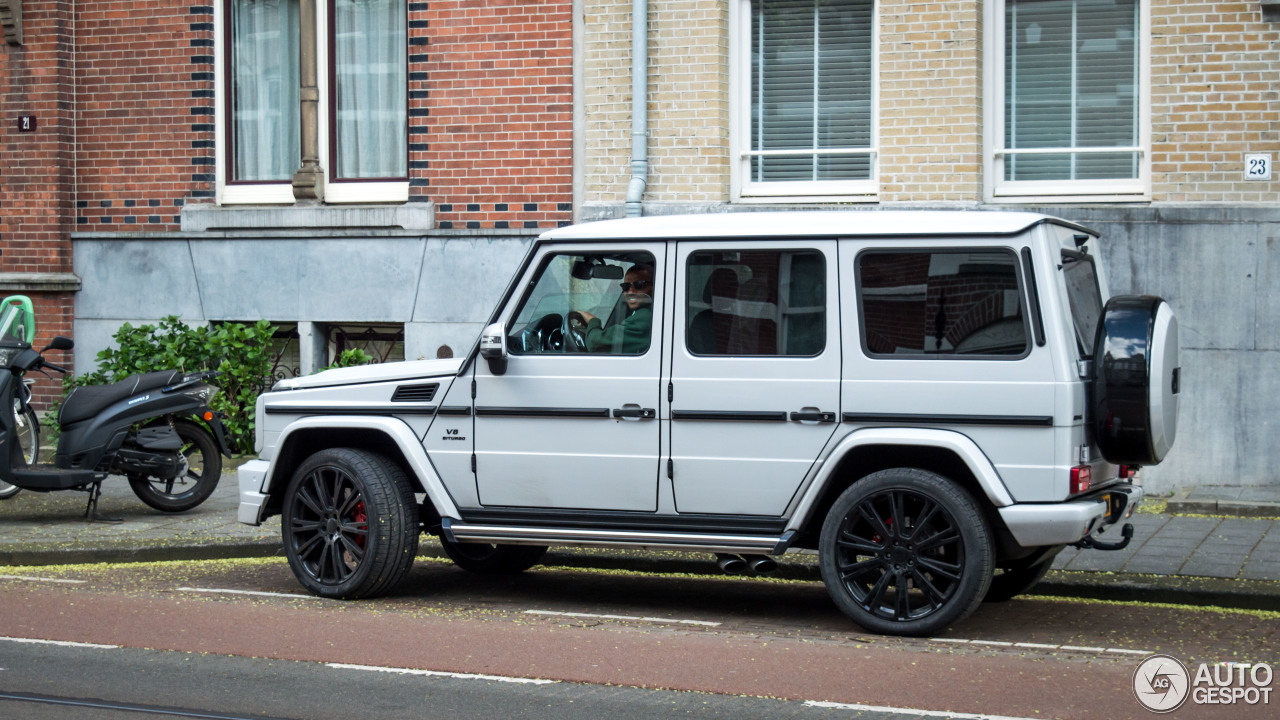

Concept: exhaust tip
[[715, 553, 747, 575], [743, 554, 778, 574]]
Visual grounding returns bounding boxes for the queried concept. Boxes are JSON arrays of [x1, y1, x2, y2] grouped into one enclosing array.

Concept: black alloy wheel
[[819, 468, 992, 637], [283, 448, 418, 599]]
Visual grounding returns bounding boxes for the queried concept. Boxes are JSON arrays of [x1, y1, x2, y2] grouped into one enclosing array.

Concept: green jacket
[[584, 307, 652, 354]]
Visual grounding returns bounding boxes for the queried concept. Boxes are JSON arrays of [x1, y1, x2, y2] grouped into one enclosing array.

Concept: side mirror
[[43, 336, 74, 352], [479, 322, 508, 375]]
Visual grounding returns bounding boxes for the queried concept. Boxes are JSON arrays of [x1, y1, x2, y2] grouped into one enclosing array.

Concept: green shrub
[[320, 348, 373, 371], [51, 316, 275, 454]]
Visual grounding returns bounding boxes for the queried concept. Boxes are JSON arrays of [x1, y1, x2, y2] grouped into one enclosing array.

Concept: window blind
[[1004, 0, 1139, 182], [751, 0, 874, 183]]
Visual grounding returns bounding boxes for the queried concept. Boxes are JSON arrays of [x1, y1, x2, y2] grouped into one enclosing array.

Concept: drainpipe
[[624, 0, 647, 218]]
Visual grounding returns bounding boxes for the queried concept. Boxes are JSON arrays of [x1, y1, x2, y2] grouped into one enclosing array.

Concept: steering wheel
[[518, 313, 564, 353], [565, 311, 589, 352]]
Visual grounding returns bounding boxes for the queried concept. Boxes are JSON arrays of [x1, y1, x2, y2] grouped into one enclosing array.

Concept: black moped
[[0, 296, 233, 520]]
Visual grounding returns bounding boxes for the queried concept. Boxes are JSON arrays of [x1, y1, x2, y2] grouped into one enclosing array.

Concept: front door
[[668, 241, 841, 515], [472, 243, 666, 511]]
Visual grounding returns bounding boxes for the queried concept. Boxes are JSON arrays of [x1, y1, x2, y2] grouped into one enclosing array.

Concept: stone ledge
[[181, 202, 434, 232], [0, 272, 82, 293], [1166, 488, 1280, 518]]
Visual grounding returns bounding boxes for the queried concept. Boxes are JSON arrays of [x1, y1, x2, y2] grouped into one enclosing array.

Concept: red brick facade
[[416, 1, 573, 229], [1, 1, 575, 406]]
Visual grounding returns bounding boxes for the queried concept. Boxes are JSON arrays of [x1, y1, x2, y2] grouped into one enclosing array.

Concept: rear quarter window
[[857, 249, 1030, 359]]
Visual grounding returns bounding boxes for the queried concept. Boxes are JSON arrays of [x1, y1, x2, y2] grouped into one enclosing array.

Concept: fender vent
[[391, 383, 439, 402]]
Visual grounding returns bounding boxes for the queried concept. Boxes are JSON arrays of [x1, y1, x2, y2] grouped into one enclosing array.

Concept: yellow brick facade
[[1150, 2, 1280, 202], [582, 0, 1278, 208]]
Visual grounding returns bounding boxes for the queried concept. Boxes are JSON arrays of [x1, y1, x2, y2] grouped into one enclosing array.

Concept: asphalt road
[[1, 557, 1276, 720]]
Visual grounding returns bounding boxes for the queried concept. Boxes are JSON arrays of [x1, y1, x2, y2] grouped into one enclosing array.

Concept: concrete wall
[[76, 204, 1280, 494], [71, 230, 535, 374]]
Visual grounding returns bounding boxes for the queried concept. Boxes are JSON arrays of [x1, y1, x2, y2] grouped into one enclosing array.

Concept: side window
[[858, 250, 1028, 358], [508, 251, 656, 356], [686, 250, 825, 357]]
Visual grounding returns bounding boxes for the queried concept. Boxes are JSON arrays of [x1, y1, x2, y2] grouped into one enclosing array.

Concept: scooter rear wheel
[[127, 418, 221, 513]]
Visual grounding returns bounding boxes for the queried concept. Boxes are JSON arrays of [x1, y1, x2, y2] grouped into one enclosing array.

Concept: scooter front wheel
[[128, 418, 221, 513]]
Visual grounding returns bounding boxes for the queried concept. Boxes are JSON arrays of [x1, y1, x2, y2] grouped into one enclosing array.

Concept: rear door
[[667, 241, 841, 515]]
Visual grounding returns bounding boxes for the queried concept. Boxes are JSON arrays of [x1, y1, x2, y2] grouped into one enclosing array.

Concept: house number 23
[[1245, 154, 1272, 181]]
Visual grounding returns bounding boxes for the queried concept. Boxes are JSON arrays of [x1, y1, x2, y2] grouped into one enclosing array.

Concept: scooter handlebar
[[38, 358, 69, 374]]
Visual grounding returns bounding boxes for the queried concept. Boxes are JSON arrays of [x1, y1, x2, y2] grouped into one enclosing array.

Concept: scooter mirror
[[42, 336, 74, 352]]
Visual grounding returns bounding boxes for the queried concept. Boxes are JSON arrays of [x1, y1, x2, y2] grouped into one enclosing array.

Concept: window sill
[[181, 202, 434, 232]]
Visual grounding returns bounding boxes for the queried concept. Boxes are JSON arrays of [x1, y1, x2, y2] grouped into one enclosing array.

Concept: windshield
[[0, 296, 36, 346]]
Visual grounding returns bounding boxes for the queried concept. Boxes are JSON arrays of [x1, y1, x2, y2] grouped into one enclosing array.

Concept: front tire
[[128, 419, 222, 512], [441, 539, 548, 574], [283, 449, 419, 599], [819, 468, 993, 637]]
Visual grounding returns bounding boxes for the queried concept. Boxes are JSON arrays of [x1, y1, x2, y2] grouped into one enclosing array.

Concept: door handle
[[612, 406, 656, 420], [789, 410, 836, 423]]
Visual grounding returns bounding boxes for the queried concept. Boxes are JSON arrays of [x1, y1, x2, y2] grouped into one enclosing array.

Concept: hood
[[275, 358, 464, 390]]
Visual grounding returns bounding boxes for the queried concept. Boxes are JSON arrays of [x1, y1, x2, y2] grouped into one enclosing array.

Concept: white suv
[[238, 211, 1180, 636]]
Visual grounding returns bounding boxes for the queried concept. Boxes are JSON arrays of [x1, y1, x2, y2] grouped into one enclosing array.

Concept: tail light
[[1118, 464, 1139, 480], [1070, 465, 1093, 495]]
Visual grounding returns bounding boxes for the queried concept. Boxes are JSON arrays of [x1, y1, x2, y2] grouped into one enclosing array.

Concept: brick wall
[[584, 0, 729, 206], [1150, 2, 1280, 202], [73, 1, 213, 230], [878, 0, 983, 202], [419, 0, 573, 229], [1, 1, 77, 409], [582, 0, 1278, 207]]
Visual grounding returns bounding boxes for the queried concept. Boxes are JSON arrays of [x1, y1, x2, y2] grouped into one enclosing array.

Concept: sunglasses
[[619, 280, 651, 292]]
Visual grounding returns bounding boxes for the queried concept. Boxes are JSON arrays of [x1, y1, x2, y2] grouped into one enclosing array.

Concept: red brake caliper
[[352, 501, 368, 549]]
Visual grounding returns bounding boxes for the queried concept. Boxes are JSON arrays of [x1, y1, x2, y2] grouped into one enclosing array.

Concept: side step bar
[[442, 518, 796, 556]]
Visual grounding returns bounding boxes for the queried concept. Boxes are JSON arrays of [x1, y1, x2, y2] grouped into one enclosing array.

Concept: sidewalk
[[1, 474, 1277, 610]]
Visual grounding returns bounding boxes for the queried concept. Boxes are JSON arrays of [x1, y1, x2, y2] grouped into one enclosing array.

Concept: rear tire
[[440, 539, 548, 574], [983, 559, 1054, 603], [819, 468, 993, 637], [283, 448, 419, 599], [128, 419, 222, 513]]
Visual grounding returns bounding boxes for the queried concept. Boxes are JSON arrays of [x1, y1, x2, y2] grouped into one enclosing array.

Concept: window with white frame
[[218, 0, 408, 204], [733, 0, 877, 199], [989, 0, 1148, 200]]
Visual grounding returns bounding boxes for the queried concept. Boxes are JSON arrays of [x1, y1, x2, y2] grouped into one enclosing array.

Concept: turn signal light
[[1070, 465, 1093, 495], [203, 411, 214, 421]]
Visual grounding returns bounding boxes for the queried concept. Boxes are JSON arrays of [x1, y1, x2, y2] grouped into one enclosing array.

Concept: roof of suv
[[542, 210, 1093, 242]]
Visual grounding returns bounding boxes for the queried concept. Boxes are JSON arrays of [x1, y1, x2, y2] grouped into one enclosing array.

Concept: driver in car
[[576, 264, 654, 354]]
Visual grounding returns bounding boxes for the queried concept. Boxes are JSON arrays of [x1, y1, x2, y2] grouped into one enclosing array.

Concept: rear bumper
[[237, 458, 270, 526], [998, 483, 1143, 547]]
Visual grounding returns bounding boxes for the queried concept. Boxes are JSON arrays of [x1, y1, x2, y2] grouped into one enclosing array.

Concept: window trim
[[854, 247, 1034, 362], [214, 1, 410, 206], [984, 0, 1151, 203], [728, 0, 880, 202]]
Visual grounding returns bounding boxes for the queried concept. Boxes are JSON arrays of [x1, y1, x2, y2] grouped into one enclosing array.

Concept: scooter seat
[[58, 370, 185, 426]]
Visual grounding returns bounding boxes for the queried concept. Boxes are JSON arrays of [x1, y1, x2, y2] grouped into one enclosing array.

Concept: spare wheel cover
[[1091, 295, 1180, 465]]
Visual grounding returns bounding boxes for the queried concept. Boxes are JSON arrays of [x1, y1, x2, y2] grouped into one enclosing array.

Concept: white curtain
[[1004, 0, 1139, 181], [230, 0, 301, 181], [334, 0, 407, 179], [751, 0, 874, 182]]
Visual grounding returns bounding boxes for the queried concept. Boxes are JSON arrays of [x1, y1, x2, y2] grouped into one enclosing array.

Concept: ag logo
[[1134, 654, 1190, 713]]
